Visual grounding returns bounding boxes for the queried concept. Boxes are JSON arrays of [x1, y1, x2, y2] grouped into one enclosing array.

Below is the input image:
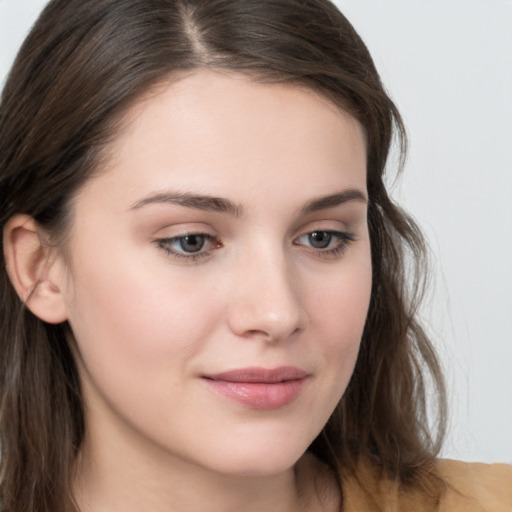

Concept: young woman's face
[[60, 70, 371, 476]]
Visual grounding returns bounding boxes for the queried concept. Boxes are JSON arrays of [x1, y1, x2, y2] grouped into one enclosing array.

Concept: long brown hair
[[0, 1, 446, 510]]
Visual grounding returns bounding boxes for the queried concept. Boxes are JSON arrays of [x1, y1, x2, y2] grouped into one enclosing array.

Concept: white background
[[1, 0, 511, 464]]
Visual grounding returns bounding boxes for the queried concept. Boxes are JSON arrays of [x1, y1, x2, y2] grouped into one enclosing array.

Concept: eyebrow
[[300, 189, 367, 215], [130, 191, 244, 217], [130, 188, 367, 217]]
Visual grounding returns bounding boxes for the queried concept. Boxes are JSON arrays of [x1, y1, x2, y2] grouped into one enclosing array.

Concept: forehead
[[79, 69, 367, 210]]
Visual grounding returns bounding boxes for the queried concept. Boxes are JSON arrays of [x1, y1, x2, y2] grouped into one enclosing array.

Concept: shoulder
[[341, 458, 512, 512], [436, 459, 512, 512]]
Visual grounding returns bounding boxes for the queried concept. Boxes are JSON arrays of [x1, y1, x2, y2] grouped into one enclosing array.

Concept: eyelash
[[294, 230, 356, 259], [155, 233, 220, 262], [155, 230, 356, 262]]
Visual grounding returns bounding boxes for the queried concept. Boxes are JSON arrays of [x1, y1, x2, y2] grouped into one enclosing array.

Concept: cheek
[[307, 253, 372, 348], [64, 246, 221, 384], [300, 250, 371, 382]]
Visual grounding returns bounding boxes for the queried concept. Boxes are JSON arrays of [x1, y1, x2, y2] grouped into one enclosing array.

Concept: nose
[[226, 250, 308, 343]]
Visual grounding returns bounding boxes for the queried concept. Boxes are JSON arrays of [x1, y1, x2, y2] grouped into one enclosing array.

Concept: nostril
[[244, 329, 275, 342]]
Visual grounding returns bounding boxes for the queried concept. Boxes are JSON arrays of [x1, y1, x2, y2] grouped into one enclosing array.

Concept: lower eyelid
[[293, 231, 356, 259], [155, 233, 222, 260]]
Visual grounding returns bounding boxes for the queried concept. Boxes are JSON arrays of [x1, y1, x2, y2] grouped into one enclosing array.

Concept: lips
[[202, 366, 309, 409]]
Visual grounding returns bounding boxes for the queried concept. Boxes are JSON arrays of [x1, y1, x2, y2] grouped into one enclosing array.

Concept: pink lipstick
[[202, 366, 308, 409]]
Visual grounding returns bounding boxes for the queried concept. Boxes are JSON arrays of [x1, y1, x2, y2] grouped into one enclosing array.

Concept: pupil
[[309, 231, 331, 249], [180, 235, 205, 253]]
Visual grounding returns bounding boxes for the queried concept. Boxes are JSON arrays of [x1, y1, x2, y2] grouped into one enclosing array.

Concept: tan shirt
[[342, 459, 512, 512]]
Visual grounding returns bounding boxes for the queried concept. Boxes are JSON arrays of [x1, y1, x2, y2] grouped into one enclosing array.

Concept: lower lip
[[203, 378, 307, 409]]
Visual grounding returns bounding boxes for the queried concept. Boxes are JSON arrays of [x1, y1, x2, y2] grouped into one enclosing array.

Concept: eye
[[294, 230, 355, 257], [305, 231, 335, 249], [155, 233, 222, 260], [174, 234, 208, 253]]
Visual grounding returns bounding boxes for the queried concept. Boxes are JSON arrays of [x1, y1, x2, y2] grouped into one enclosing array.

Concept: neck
[[73, 423, 333, 512]]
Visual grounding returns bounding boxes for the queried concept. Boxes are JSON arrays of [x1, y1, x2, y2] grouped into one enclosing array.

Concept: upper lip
[[203, 366, 309, 383]]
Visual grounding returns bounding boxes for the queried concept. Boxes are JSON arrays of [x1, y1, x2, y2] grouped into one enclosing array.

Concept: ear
[[3, 214, 68, 324]]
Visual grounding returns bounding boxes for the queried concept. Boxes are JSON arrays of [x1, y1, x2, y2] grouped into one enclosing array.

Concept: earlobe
[[3, 214, 68, 324]]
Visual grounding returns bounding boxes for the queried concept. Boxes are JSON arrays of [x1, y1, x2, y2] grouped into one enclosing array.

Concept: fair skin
[[5, 70, 371, 511]]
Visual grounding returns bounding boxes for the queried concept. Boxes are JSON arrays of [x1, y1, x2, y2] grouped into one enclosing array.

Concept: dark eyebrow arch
[[129, 191, 244, 217], [300, 189, 368, 215]]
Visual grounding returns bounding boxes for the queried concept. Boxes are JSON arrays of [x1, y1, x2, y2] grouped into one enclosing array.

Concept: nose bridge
[[227, 239, 307, 341]]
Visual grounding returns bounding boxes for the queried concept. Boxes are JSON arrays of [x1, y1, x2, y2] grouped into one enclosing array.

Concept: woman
[[0, 1, 510, 511]]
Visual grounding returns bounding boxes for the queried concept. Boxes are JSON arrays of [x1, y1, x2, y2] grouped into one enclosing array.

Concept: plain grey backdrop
[[1, 0, 511, 464]]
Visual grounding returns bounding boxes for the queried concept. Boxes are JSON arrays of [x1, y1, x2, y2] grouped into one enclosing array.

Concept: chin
[[197, 432, 312, 478]]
